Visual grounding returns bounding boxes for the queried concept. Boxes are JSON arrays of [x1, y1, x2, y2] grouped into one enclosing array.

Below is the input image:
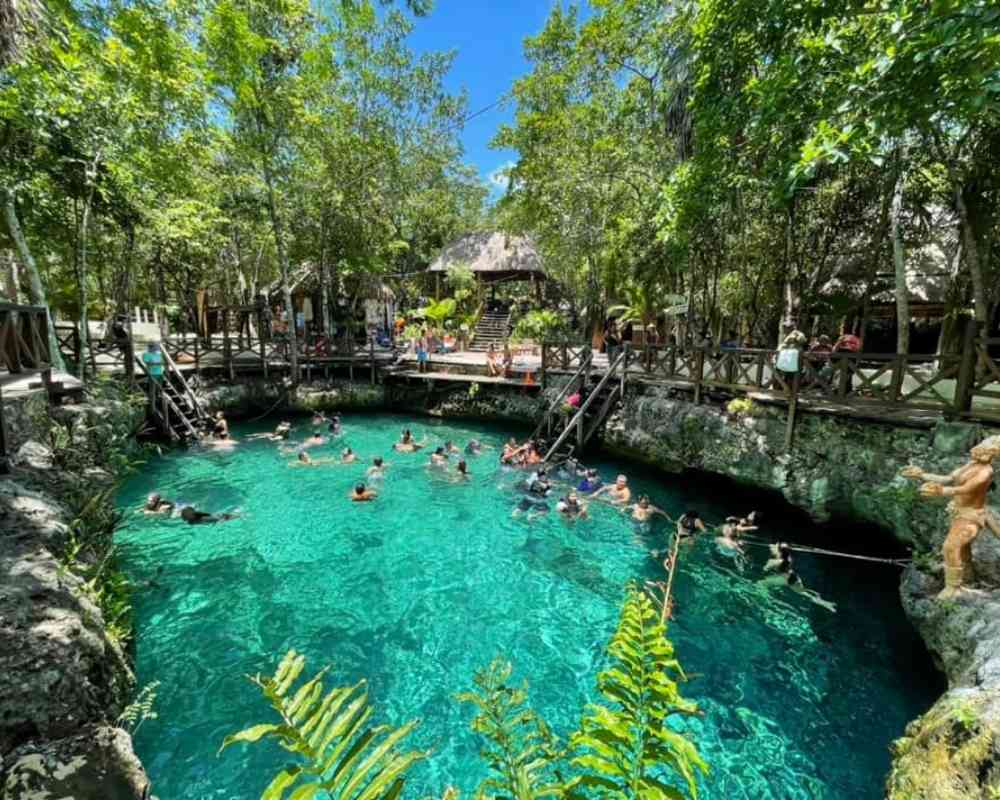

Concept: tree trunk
[[891, 169, 910, 354], [262, 162, 298, 381], [76, 196, 93, 379], [955, 185, 988, 326], [2, 188, 67, 371]]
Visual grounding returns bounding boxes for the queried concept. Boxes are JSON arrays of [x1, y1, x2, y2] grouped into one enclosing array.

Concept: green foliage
[[456, 657, 565, 800], [725, 398, 758, 418], [117, 681, 161, 735], [220, 650, 428, 800], [416, 298, 458, 326], [566, 585, 707, 800], [512, 310, 567, 344]]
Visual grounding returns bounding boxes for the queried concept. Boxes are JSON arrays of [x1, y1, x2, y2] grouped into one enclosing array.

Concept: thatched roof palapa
[[428, 232, 546, 282]]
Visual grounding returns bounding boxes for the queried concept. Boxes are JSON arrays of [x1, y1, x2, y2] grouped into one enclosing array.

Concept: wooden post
[[0, 379, 8, 474], [124, 338, 134, 387], [693, 349, 705, 404], [370, 337, 375, 385], [223, 309, 233, 381], [194, 333, 201, 379], [954, 317, 980, 415], [541, 345, 548, 390], [259, 307, 267, 380], [784, 368, 801, 452], [837, 354, 851, 398], [889, 354, 905, 404]]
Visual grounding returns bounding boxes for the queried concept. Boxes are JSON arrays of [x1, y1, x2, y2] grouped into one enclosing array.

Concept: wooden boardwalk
[[0, 368, 84, 400]]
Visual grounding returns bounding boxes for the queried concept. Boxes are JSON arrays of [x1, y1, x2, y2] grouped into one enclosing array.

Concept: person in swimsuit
[[351, 483, 377, 502], [300, 433, 326, 450], [429, 446, 449, 468], [367, 457, 387, 480], [180, 505, 239, 524], [512, 496, 549, 520], [213, 411, 229, 440], [557, 491, 588, 519], [593, 474, 631, 505], [577, 468, 602, 494], [328, 415, 342, 435], [290, 451, 335, 467], [143, 493, 173, 514], [444, 440, 461, 455], [453, 460, 470, 480], [677, 510, 706, 538], [341, 447, 357, 464], [394, 429, 427, 453], [626, 495, 669, 522]]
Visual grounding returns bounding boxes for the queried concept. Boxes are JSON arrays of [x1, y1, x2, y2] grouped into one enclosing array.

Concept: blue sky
[[405, 1, 562, 195]]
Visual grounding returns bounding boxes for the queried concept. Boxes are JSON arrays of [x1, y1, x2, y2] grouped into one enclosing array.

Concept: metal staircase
[[133, 347, 210, 442], [469, 309, 512, 352], [539, 345, 629, 463]]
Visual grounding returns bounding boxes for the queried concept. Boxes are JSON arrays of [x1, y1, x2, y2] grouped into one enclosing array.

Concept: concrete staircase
[[469, 310, 512, 352]]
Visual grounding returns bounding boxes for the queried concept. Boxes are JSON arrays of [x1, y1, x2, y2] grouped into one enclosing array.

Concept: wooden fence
[[541, 327, 1000, 422]]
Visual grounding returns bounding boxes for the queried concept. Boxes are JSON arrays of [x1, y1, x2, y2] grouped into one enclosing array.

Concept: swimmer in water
[[443, 440, 461, 455], [289, 451, 336, 467], [465, 439, 488, 456], [715, 522, 745, 557], [625, 495, 669, 523], [367, 457, 387, 480], [785, 570, 837, 613], [453, 459, 470, 480], [180, 505, 239, 524], [328, 415, 342, 435], [526, 468, 551, 497], [312, 412, 329, 427], [394, 429, 427, 453], [351, 483, 377, 502], [577, 468, 603, 494], [500, 437, 522, 465], [676, 510, 706, 538], [212, 411, 229, 440], [557, 490, 588, 519], [429, 446, 449, 468], [523, 441, 542, 466], [143, 492, 174, 514], [512, 495, 549, 521], [341, 447, 357, 464], [764, 542, 793, 574], [247, 421, 292, 442], [300, 433, 327, 450], [593, 474, 631, 505], [725, 514, 760, 536]]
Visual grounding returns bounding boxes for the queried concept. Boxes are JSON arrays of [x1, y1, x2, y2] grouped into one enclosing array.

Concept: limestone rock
[[1, 725, 150, 800], [0, 479, 69, 552], [0, 535, 132, 755], [12, 443, 53, 472]]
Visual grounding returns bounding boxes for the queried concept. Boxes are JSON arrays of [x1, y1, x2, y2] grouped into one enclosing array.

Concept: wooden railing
[[0, 303, 51, 373], [542, 328, 1000, 422]]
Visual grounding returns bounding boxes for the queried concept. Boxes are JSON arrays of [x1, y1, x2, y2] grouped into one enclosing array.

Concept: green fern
[[566, 586, 708, 800], [219, 650, 428, 800], [456, 657, 565, 800]]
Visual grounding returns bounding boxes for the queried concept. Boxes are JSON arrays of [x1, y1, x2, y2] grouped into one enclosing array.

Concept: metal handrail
[[158, 346, 207, 422], [133, 354, 199, 440], [543, 345, 629, 463], [531, 349, 593, 441]]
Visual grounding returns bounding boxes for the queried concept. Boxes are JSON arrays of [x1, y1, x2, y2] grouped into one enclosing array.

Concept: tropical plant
[[456, 657, 565, 800], [219, 650, 428, 800], [512, 310, 567, 344], [117, 681, 161, 735], [416, 298, 458, 326], [566, 585, 707, 800]]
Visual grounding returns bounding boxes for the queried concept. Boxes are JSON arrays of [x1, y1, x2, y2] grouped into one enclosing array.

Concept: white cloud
[[487, 161, 515, 191]]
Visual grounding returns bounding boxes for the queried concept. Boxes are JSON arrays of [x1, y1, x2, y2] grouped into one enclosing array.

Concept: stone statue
[[902, 438, 1000, 598]]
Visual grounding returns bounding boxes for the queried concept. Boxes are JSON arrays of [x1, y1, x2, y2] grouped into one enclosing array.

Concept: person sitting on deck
[[351, 483, 377, 502], [441, 333, 457, 353], [416, 330, 430, 373], [502, 342, 513, 376], [486, 343, 502, 377], [180, 505, 239, 524], [625, 495, 669, 523], [577, 468, 603, 494], [341, 447, 357, 464], [677, 510, 706, 537], [593, 474, 631, 505], [394, 429, 427, 452], [143, 493, 173, 514]]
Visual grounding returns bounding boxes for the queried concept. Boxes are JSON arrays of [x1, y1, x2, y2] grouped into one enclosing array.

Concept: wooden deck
[[0, 368, 84, 400], [391, 369, 542, 388]]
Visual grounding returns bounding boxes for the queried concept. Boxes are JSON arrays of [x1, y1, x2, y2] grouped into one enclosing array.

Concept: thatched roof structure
[[428, 232, 546, 282]]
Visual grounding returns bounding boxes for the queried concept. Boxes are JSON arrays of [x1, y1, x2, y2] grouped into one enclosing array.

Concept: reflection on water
[[116, 413, 941, 800]]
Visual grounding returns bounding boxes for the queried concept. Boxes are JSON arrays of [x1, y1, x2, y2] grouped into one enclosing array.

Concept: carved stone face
[[971, 445, 1000, 463]]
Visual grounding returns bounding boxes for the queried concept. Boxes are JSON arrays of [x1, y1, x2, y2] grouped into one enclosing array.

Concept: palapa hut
[[427, 231, 546, 301]]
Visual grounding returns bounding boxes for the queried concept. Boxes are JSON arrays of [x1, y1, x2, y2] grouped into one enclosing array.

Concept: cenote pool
[[115, 413, 942, 799]]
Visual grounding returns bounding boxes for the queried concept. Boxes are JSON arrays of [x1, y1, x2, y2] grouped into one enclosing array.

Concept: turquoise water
[[115, 413, 940, 799]]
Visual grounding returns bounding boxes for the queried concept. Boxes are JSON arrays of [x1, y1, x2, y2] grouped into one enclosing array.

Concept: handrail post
[[194, 333, 201, 379], [259, 307, 268, 380], [889, 353, 905, 404], [693, 348, 705, 404], [954, 317, 980, 415], [223, 309, 233, 381], [541, 345, 548, 390], [370, 336, 376, 385]]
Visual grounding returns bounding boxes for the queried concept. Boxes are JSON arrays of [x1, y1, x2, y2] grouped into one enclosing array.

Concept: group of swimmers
[[152, 413, 835, 611]]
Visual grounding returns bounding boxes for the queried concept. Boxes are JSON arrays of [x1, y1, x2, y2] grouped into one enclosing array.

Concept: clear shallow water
[[115, 413, 941, 800]]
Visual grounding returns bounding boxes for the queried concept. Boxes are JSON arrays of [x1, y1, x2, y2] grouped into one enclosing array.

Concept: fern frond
[[569, 585, 708, 800], [220, 650, 427, 800]]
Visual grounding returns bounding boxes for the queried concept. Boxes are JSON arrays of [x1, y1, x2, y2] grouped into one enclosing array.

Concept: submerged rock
[[1, 725, 150, 800]]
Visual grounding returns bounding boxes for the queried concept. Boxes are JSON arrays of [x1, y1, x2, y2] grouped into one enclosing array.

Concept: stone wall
[[0, 392, 151, 800]]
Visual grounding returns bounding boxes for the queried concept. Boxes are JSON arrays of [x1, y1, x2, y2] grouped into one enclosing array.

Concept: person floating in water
[[512, 496, 549, 521], [453, 460, 470, 481], [557, 490, 588, 519], [300, 433, 326, 450], [465, 439, 488, 456], [180, 505, 239, 524], [143, 492, 173, 514], [625, 495, 669, 523], [367, 457, 387, 480], [394, 429, 427, 452], [351, 483, 377, 502], [246, 421, 292, 442], [341, 447, 357, 464], [291, 451, 336, 467], [762, 543, 835, 612], [429, 446, 449, 468], [577, 468, 603, 494], [677, 510, 706, 538], [593, 474, 631, 505]]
